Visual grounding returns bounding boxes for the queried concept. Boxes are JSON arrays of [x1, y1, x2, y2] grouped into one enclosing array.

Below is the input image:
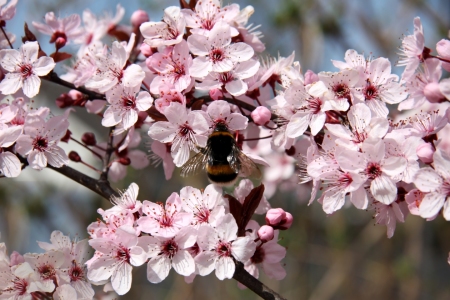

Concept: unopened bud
[[69, 151, 81, 162], [10, 251, 24, 267], [82, 132, 97, 146], [56, 93, 74, 108], [304, 70, 319, 85], [417, 142, 435, 164], [140, 43, 153, 57], [251, 106, 271, 126], [265, 208, 293, 230], [424, 82, 445, 103], [55, 36, 67, 50], [118, 157, 131, 165], [60, 129, 71, 143], [209, 88, 223, 100], [258, 225, 274, 242], [131, 10, 149, 28], [437, 39, 450, 72]]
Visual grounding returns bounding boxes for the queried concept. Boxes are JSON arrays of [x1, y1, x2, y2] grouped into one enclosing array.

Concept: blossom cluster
[[85, 182, 289, 295], [0, 231, 95, 299]]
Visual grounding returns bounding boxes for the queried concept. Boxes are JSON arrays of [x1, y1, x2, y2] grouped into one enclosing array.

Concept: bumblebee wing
[[227, 146, 262, 179], [180, 147, 210, 177]]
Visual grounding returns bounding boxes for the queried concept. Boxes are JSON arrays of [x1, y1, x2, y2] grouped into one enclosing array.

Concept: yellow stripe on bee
[[209, 131, 234, 139], [206, 164, 235, 175]]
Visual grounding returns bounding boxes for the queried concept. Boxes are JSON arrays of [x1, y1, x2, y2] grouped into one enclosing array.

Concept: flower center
[[122, 96, 136, 109], [366, 162, 382, 179], [210, 48, 225, 63], [216, 241, 232, 258], [69, 260, 85, 282], [219, 72, 234, 84], [161, 239, 178, 258], [363, 81, 379, 100], [32, 136, 48, 151], [195, 207, 210, 224], [12, 278, 28, 295], [307, 97, 322, 114], [179, 123, 192, 136], [115, 246, 131, 263], [37, 264, 56, 280], [19, 63, 33, 79], [332, 83, 350, 100]]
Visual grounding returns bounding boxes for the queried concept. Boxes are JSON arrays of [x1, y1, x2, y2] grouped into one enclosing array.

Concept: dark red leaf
[[50, 52, 72, 63]]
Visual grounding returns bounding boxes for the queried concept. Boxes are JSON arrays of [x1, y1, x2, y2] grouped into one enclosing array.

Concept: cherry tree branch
[[100, 127, 116, 181], [47, 164, 119, 199], [233, 262, 287, 300]]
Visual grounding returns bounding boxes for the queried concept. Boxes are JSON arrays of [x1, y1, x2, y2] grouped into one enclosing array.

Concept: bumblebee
[[180, 123, 261, 186]]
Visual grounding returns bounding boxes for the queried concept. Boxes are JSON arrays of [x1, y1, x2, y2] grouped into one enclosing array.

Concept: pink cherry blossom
[[195, 214, 256, 280], [336, 139, 407, 205], [0, 41, 55, 98], [140, 6, 186, 47], [154, 84, 187, 114], [0, 0, 17, 22], [436, 39, 450, 72], [136, 192, 192, 238], [147, 40, 193, 94], [148, 102, 209, 167], [139, 227, 197, 283], [398, 17, 425, 82], [285, 80, 349, 138], [180, 184, 226, 226], [182, 0, 240, 36], [205, 100, 248, 131], [0, 261, 54, 298], [32, 12, 84, 46], [196, 59, 260, 96], [0, 125, 22, 177], [243, 221, 286, 281], [354, 57, 407, 118], [413, 149, 450, 220], [15, 113, 69, 170], [251, 106, 271, 126], [399, 58, 444, 110], [187, 23, 254, 78], [85, 39, 145, 93], [102, 84, 153, 130], [86, 228, 147, 295], [372, 199, 409, 238], [23, 250, 69, 289], [325, 103, 389, 151]]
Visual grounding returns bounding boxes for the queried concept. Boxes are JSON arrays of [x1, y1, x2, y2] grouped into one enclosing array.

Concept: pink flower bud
[[10, 251, 24, 266], [436, 39, 450, 72], [304, 70, 319, 85], [280, 212, 293, 230], [417, 143, 435, 163], [140, 43, 153, 57], [209, 88, 223, 100], [55, 36, 67, 50], [265, 208, 293, 230], [251, 106, 271, 125], [424, 82, 445, 103], [258, 225, 274, 242], [131, 9, 149, 28], [266, 208, 285, 225]]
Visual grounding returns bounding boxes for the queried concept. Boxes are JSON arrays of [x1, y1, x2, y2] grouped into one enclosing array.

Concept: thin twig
[[0, 26, 13, 49], [100, 127, 115, 181]]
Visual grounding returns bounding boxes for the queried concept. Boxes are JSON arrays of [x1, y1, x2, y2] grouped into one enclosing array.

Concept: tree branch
[[47, 164, 119, 199], [233, 262, 287, 300]]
